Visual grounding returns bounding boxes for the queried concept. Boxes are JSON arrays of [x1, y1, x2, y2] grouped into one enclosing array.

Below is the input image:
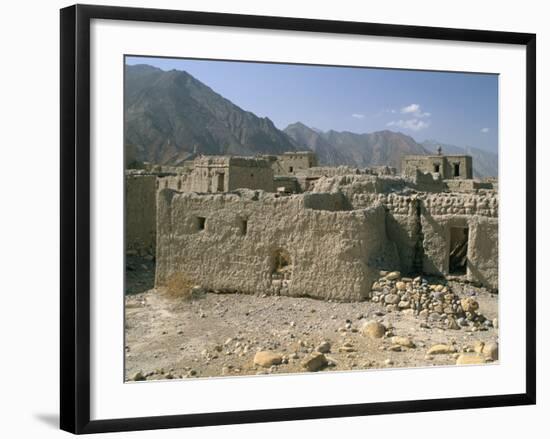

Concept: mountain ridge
[[125, 64, 297, 165], [125, 64, 497, 177]]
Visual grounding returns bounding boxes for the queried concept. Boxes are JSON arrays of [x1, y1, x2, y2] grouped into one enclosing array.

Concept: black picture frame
[[60, 4, 536, 434]]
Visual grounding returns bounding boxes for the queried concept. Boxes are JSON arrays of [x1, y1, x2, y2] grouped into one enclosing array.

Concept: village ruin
[[126, 148, 498, 301]]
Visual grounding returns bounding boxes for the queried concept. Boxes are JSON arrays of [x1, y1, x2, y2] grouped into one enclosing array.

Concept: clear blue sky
[[126, 56, 498, 154]]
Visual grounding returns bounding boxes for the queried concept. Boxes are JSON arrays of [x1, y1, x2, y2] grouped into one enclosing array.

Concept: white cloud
[[387, 119, 430, 131], [481, 127, 490, 133], [386, 103, 432, 131], [401, 103, 420, 114], [400, 103, 430, 118], [352, 113, 365, 119]]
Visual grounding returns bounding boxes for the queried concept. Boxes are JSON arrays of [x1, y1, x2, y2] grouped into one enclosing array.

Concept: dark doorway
[[453, 163, 460, 177], [449, 226, 468, 274], [217, 173, 225, 192], [433, 164, 440, 173]]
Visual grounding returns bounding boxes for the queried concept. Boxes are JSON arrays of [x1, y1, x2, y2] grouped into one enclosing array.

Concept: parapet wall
[[155, 190, 398, 301], [311, 174, 408, 195], [350, 192, 498, 218]]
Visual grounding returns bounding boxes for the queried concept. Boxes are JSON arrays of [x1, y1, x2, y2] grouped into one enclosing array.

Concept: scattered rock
[[385, 271, 401, 281], [391, 336, 415, 348], [396, 281, 407, 291], [369, 276, 488, 326], [302, 353, 328, 372], [460, 297, 479, 313], [338, 343, 356, 353], [253, 351, 283, 367], [316, 341, 331, 354], [384, 293, 400, 305], [361, 321, 386, 339], [131, 371, 145, 381], [427, 344, 456, 355]]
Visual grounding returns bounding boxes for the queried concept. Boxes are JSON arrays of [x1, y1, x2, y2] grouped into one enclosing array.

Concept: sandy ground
[[124, 260, 499, 381]]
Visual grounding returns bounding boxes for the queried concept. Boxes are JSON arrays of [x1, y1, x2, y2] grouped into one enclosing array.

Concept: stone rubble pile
[[370, 271, 491, 329]]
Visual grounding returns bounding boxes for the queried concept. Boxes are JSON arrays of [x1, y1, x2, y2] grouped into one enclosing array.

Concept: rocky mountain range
[[125, 64, 497, 177], [125, 64, 296, 165], [283, 122, 431, 170]]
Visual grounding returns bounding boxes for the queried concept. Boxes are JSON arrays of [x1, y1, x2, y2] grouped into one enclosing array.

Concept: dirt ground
[[124, 259, 498, 381]]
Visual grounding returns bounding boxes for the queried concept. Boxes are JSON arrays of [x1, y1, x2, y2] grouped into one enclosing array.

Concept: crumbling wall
[[422, 192, 498, 218], [227, 159, 274, 192], [347, 193, 421, 275], [444, 179, 495, 192], [125, 175, 156, 255], [274, 176, 300, 194], [155, 190, 398, 301], [158, 156, 274, 193], [413, 170, 446, 192], [275, 151, 317, 175], [310, 174, 408, 195], [420, 211, 498, 289], [402, 155, 473, 179], [309, 186, 498, 289], [145, 161, 499, 296], [419, 191, 498, 288]]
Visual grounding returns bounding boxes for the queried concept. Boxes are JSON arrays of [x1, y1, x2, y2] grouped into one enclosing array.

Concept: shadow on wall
[[385, 213, 417, 275], [419, 208, 447, 277]]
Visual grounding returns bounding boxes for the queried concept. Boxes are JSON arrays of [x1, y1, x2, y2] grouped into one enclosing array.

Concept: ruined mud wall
[[275, 152, 317, 175], [311, 174, 408, 195], [402, 155, 473, 179], [349, 191, 499, 289], [444, 179, 495, 192], [125, 175, 156, 255], [157, 158, 274, 193], [155, 190, 398, 301], [227, 159, 274, 192]]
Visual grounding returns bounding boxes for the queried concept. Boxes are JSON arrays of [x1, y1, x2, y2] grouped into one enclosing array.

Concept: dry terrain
[[125, 258, 498, 381]]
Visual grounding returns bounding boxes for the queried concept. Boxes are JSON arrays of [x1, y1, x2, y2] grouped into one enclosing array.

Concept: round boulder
[[361, 321, 386, 339]]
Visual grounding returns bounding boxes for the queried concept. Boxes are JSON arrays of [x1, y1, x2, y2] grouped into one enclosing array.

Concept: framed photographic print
[[60, 4, 536, 434]]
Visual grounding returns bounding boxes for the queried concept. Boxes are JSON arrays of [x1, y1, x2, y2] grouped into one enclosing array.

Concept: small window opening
[[454, 163, 460, 177], [239, 218, 248, 235], [289, 166, 294, 173], [434, 164, 440, 173], [197, 216, 206, 231], [449, 226, 468, 275]]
